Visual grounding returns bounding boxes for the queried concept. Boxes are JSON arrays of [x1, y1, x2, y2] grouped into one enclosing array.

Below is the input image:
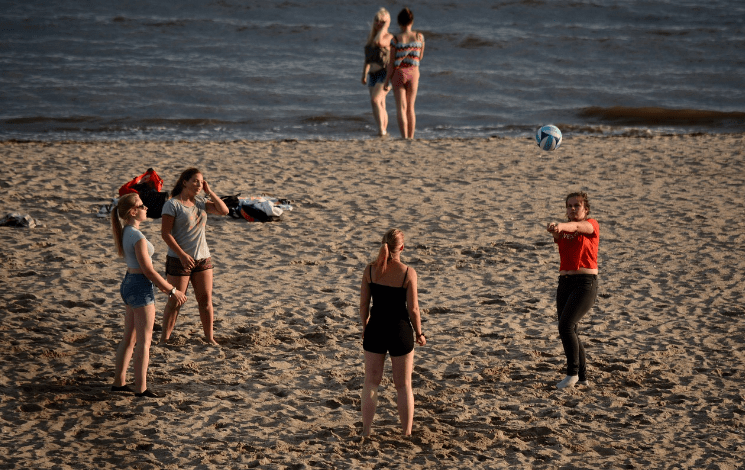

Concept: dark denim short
[[120, 272, 155, 308], [368, 68, 387, 87]]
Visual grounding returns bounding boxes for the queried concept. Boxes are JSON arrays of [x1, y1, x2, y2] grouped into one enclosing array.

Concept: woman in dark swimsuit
[[361, 8, 393, 136], [359, 228, 426, 436]]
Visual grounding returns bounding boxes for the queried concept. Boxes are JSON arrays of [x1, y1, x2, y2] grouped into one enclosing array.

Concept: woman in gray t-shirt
[[160, 168, 229, 345], [111, 192, 186, 398]]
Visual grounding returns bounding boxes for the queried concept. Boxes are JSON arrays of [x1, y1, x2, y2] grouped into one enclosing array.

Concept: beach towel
[[221, 195, 293, 222]]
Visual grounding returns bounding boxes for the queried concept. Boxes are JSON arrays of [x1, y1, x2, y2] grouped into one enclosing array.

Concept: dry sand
[[1, 134, 744, 469]]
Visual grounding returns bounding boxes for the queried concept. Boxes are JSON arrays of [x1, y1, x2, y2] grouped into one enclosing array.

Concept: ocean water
[[1, 0, 744, 141]]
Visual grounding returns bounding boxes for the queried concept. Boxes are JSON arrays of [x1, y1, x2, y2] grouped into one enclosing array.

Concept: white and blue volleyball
[[535, 125, 562, 151]]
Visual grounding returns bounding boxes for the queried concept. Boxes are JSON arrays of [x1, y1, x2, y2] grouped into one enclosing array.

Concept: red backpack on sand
[[118, 168, 169, 218], [118, 168, 164, 196]]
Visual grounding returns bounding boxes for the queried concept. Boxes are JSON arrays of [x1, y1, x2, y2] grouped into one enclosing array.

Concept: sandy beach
[[1, 134, 744, 469]]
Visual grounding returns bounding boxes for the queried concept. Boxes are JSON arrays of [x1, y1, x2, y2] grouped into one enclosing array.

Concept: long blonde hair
[[365, 8, 390, 46], [374, 228, 404, 274], [111, 193, 139, 258]]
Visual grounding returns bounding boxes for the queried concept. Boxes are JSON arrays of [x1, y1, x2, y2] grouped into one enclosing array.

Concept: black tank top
[[364, 44, 389, 68], [369, 265, 409, 322]]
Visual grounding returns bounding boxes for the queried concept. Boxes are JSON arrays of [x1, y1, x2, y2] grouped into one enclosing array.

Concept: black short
[[363, 318, 414, 357], [166, 255, 213, 277]]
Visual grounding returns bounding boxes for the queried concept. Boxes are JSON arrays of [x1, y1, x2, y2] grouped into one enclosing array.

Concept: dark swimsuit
[[364, 44, 389, 68], [363, 265, 415, 357], [365, 44, 390, 87]]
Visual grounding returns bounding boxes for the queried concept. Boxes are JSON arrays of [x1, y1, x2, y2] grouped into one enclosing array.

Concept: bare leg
[[191, 269, 217, 345], [362, 351, 386, 436], [369, 81, 389, 136], [405, 70, 420, 139], [159, 274, 189, 343], [393, 85, 409, 139], [133, 304, 156, 393], [391, 351, 415, 435], [113, 305, 136, 386], [380, 90, 388, 134]]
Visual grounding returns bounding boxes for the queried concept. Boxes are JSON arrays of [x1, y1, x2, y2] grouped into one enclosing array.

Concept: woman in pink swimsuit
[[384, 8, 425, 139]]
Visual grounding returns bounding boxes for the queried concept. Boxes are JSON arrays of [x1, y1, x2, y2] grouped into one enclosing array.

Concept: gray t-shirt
[[122, 225, 154, 269], [162, 197, 210, 259]]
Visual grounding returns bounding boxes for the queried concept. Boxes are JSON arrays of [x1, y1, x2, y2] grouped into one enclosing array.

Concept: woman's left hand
[[416, 333, 426, 346], [202, 179, 212, 195]]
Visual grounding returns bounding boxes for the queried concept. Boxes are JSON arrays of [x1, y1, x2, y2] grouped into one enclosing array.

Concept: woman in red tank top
[[547, 192, 599, 389]]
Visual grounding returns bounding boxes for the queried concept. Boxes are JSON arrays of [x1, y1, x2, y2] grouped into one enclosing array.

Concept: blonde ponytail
[[111, 193, 138, 258], [374, 228, 404, 274]]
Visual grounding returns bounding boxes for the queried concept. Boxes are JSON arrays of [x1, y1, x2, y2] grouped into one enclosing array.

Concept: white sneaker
[[557, 375, 579, 389]]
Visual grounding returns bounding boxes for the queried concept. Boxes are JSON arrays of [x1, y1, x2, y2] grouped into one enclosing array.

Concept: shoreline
[[1, 128, 743, 146], [1, 135, 743, 468]]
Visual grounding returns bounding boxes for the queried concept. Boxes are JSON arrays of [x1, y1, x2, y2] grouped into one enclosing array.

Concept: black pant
[[556, 274, 598, 379]]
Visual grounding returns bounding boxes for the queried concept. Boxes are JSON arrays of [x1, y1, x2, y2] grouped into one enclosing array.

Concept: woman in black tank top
[[359, 229, 426, 436]]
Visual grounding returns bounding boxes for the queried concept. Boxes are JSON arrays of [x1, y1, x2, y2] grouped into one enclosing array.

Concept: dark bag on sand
[[139, 189, 170, 219], [118, 168, 168, 218], [221, 194, 242, 219], [119, 168, 164, 196]]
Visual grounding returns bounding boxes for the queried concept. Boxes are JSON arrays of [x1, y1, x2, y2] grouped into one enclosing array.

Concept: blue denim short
[[368, 68, 387, 87], [120, 272, 155, 308]]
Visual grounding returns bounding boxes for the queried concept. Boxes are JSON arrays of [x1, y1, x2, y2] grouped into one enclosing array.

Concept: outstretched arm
[[547, 220, 595, 237]]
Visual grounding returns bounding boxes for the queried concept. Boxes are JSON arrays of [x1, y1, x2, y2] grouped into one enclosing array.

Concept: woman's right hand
[[172, 290, 187, 306], [179, 253, 195, 270]]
